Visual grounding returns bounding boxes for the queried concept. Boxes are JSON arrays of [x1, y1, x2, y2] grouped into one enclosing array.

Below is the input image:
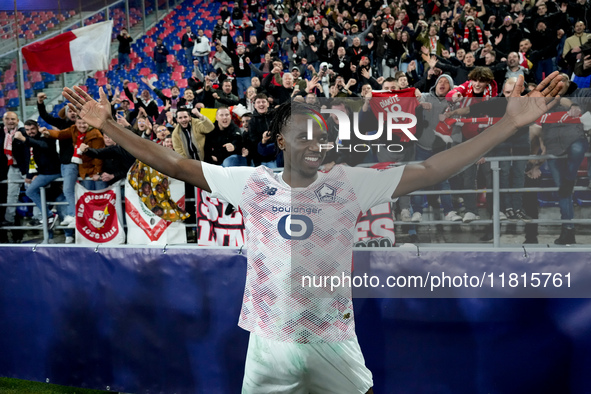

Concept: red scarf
[[434, 111, 589, 141], [72, 132, 85, 164], [3, 129, 15, 166], [464, 25, 483, 46]]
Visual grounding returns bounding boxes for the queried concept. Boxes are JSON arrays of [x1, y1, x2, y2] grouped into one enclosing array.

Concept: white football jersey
[[202, 163, 405, 343]]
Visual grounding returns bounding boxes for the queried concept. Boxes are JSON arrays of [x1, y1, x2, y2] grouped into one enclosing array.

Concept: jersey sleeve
[[344, 165, 406, 213], [201, 162, 256, 207]]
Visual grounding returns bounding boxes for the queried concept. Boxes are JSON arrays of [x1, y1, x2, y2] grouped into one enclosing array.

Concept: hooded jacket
[[417, 74, 455, 150]]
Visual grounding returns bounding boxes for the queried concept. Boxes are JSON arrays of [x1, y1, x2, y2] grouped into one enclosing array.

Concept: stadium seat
[[177, 79, 188, 88], [171, 72, 182, 81], [97, 77, 108, 86], [7, 98, 19, 107]]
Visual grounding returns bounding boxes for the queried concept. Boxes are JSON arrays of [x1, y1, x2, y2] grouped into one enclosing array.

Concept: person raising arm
[[63, 71, 563, 197]]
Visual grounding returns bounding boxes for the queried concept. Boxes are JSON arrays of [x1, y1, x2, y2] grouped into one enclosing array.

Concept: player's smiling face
[[278, 114, 329, 180]]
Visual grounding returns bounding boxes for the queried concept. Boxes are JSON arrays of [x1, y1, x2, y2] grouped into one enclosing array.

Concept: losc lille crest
[[76, 189, 120, 242]]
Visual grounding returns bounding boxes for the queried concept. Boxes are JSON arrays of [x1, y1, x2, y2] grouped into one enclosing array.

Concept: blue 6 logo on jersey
[[278, 215, 314, 240]]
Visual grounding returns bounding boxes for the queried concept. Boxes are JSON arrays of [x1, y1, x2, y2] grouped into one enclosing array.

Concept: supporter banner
[[74, 182, 125, 245], [125, 177, 187, 245], [354, 202, 395, 247], [196, 188, 245, 246], [1, 247, 591, 393]]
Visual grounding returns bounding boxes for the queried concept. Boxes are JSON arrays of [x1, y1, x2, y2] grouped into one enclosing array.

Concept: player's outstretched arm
[[63, 86, 212, 192], [393, 72, 563, 198]]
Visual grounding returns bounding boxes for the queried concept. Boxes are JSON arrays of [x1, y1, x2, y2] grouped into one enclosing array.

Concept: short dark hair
[[255, 93, 268, 101], [24, 120, 38, 127], [176, 107, 191, 117]]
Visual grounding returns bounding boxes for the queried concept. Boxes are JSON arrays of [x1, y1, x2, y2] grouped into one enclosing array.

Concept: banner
[[1, 247, 591, 393], [74, 182, 125, 245], [22, 21, 113, 74], [125, 176, 187, 245], [196, 188, 245, 246], [354, 202, 395, 247]]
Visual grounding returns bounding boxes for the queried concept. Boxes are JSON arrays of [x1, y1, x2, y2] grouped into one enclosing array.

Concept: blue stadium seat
[[33, 81, 45, 90], [7, 98, 19, 107]]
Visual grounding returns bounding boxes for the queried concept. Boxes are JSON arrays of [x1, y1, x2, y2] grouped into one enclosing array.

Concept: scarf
[[29, 147, 37, 174], [3, 129, 15, 166], [72, 132, 85, 164], [434, 111, 591, 141], [464, 25, 483, 46]]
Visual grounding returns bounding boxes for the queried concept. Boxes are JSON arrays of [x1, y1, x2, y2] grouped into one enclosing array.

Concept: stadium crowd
[[3, 0, 591, 245]]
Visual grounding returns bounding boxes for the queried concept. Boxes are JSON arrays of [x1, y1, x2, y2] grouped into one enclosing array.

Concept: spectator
[[35, 93, 77, 234], [563, 21, 590, 70], [262, 65, 295, 105], [446, 66, 498, 223], [246, 93, 276, 166], [417, 21, 446, 56], [411, 74, 462, 223], [221, 42, 251, 97], [42, 117, 106, 191], [124, 80, 159, 120], [212, 42, 233, 73], [331, 21, 374, 46], [14, 121, 62, 229], [181, 26, 197, 64], [154, 37, 170, 75], [116, 28, 133, 71], [530, 76, 586, 244], [142, 77, 181, 111], [231, 1, 244, 26], [205, 79, 240, 108], [80, 134, 136, 185], [204, 107, 244, 166], [1, 112, 27, 227], [192, 29, 211, 74], [171, 107, 214, 160], [245, 35, 264, 69], [492, 16, 523, 57]]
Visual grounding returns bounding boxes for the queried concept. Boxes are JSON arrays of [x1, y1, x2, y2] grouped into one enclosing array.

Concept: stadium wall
[[0, 246, 590, 393]]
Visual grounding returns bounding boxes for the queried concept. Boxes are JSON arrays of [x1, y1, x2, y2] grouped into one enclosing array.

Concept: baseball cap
[[466, 16, 475, 21], [291, 66, 299, 71]]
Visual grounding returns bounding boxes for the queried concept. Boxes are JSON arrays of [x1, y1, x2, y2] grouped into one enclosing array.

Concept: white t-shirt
[[202, 163, 405, 343]]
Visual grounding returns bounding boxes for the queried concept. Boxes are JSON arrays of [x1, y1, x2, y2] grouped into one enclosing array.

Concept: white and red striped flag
[[22, 21, 113, 75]]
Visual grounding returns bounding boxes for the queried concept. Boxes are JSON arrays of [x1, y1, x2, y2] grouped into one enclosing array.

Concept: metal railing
[[2, 153, 591, 246]]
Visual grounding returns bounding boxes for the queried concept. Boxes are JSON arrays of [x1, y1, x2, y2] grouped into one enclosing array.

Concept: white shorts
[[242, 333, 373, 394]]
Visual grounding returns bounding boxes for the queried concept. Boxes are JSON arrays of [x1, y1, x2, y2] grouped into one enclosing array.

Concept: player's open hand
[[63, 86, 112, 130], [504, 72, 563, 129]]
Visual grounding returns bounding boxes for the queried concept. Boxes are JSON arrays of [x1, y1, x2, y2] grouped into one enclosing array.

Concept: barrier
[[1, 246, 591, 393], [3, 153, 591, 246]]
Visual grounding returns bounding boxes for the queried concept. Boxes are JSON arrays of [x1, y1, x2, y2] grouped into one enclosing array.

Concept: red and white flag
[[22, 21, 113, 75]]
